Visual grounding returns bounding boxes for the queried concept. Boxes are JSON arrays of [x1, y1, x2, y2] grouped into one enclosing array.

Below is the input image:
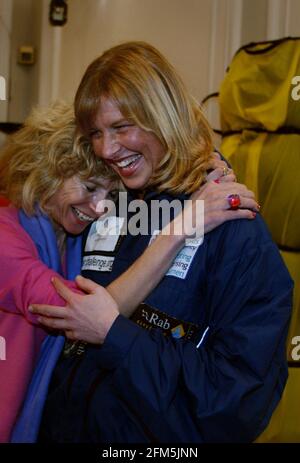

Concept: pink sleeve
[[0, 210, 81, 324]]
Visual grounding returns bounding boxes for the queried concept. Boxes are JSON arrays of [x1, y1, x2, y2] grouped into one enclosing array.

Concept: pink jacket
[[0, 206, 79, 442]]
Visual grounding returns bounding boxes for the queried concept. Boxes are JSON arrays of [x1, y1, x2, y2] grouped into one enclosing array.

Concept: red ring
[[227, 194, 241, 210]]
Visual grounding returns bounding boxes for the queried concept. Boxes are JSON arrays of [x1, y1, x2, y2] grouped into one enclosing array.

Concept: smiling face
[[46, 175, 117, 235], [90, 97, 166, 190]]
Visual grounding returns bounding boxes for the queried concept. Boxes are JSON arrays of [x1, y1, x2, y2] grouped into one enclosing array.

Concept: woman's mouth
[[71, 206, 95, 223], [113, 154, 142, 176]]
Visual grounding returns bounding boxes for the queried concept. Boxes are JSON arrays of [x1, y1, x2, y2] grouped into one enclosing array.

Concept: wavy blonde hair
[[0, 101, 116, 215], [75, 41, 213, 194]]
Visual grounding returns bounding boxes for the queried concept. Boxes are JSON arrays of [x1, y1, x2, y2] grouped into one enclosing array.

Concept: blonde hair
[[75, 41, 213, 194], [0, 101, 116, 215]]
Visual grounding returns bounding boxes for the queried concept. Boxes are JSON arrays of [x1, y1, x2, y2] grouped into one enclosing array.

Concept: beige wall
[[0, 0, 12, 122], [0, 0, 42, 123], [35, 0, 300, 126], [49, 0, 213, 104], [8, 0, 42, 122], [2, 0, 300, 123]]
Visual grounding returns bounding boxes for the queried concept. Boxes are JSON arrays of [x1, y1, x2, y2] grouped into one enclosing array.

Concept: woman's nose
[[99, 132, 120, 159], [88, 189, 112, 215]]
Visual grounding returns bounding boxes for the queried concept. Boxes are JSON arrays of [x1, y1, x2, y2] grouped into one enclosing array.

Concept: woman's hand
[[193, 180, 259, 234], [206, 151, 236, 183], [175, 151, 259, 235], [29, 276, 119, 344]]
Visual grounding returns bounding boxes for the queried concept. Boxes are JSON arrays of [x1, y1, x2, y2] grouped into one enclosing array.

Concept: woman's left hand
[[206, 151, 237, 183], [29, 276, 119, 344]]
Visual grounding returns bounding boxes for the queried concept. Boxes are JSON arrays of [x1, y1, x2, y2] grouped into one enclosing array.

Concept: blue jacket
[[39, 191, 293, 443]]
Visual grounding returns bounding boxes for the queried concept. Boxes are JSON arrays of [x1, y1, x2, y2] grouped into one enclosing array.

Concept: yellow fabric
[[219, 38, 300, 131], [281, 250, 300, 357], [223, 134, 300, 363], [255, 251, 300, 443], [218, 37, 300, 442], [223, 132, 300, 249], [256, 368, 300, 442]]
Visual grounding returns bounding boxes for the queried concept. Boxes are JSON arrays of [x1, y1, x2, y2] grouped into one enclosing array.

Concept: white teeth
[[72, 207, 94, 222], [115, 155, 140, 168]]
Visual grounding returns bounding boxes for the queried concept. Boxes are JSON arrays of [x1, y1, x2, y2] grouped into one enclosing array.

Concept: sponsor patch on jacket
[[62, 340, 87, 358], [82, 255, 115, 272], [130, 303, 200, 343], [149, 232, 203, 279], [85, 216, 125, 253]]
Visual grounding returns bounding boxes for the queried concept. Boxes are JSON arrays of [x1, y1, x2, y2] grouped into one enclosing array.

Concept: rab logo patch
[[171, 324, 185, 339], [131, 303, 200, 343]]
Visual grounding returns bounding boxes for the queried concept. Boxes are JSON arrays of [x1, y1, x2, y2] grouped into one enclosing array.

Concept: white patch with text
[[149, 232, 203, 280], [85, 216, 124, 252], [82, 255, 114, 272]]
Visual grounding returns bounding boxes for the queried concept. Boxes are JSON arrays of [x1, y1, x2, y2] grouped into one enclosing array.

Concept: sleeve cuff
[[87, 314, 142, 370]]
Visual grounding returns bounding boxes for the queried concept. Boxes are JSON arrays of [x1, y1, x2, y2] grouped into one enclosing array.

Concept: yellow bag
[[220, 37, 300, 131], [218, 37, 300, 442]]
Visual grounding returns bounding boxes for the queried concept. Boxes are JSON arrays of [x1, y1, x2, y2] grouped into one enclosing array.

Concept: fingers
[[29, 304, 67, 318], [65, 330, 77, 341], [206, 167, 223, 181], [192, 181, 257, 208], [237, 197, 259, 212], [214, 192, 258, 211], [225, 209, 256, 220], [35, 315, 71, 331], [29, 303, 77, 332], [218, 181, 254, 198], [206, 151, 238, 184], [202, 180, 255, 200], [190, 183, 206, 200], [207, 153, 225, 169], [230, 184, 255, 199], [218, 173, 237, 183], [75, 275, 100, 294], [29, 304, 71, 330], [204, 208, 256, 233], [212, 151, 221, 160], [201, 181, 259, 212], [206, 166, 234, 182], [213, 195, 259, 212], [52, 277, 77, 303]]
